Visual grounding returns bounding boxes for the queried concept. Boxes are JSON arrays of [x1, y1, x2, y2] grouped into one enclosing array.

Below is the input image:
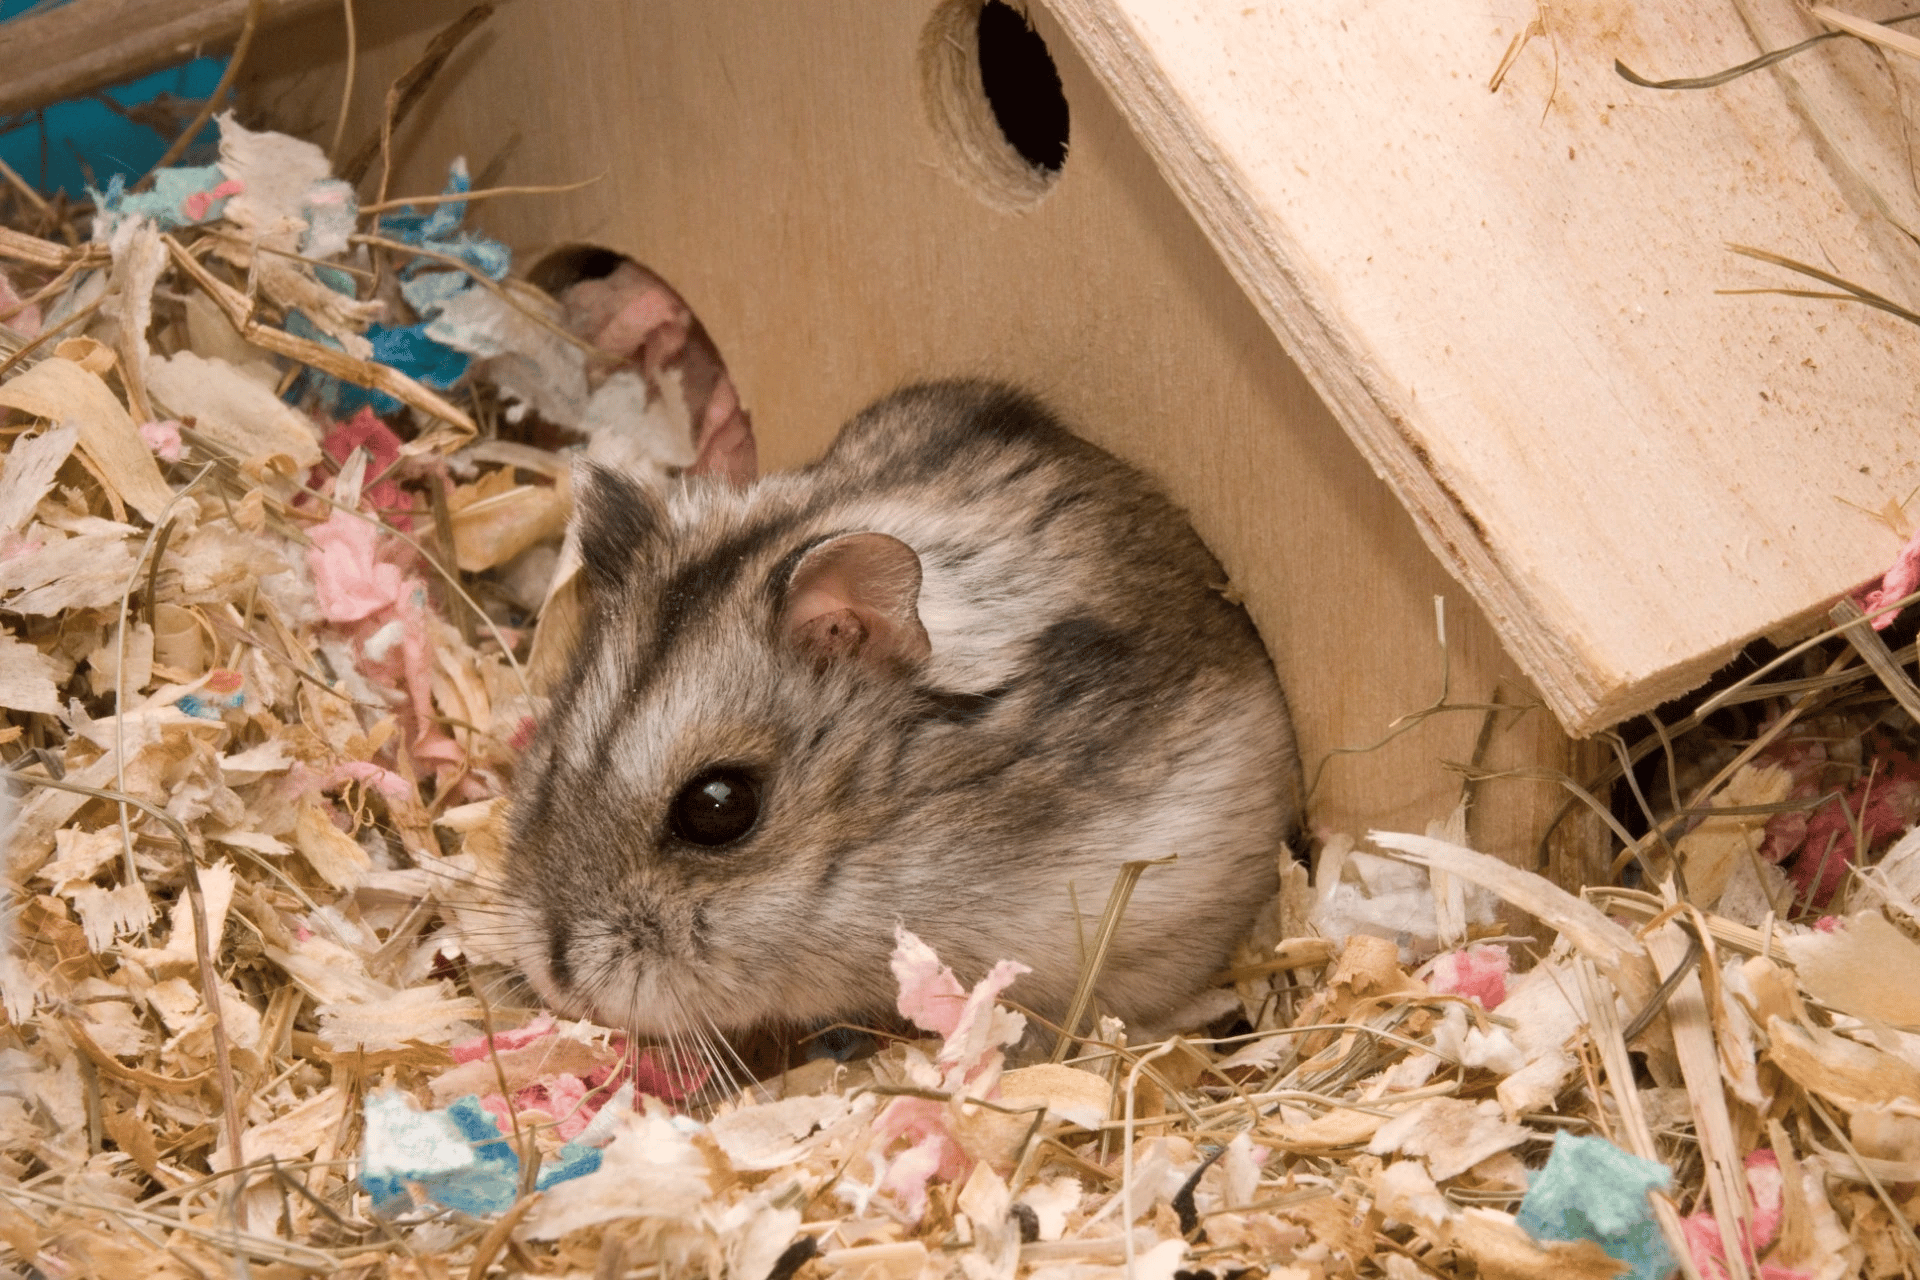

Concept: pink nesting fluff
[[880, 1136, 948, 1223], [307, 509, 408, 623], [139, 419, 184, 461], [325, 760, 416, 805], [692, 376, 757, 484], [182, 178, 244, 223], [1428, 943, 1510, 1010], [450, 1013, 557, 1065], [873, 929, 1031, 1218], [511, 1074, 593, 1140], [1855, 524, 1920, 630], [453, 1017, 711, 1143], [892, 928, 973, 1038], [0, 269, 41, 337], [317, 408, 416, 529], [1681, 1149, 1805, 1280]]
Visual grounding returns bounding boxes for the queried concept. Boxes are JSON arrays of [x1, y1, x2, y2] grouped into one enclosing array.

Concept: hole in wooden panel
[[920, 0, 1069, 210], [977, 1, 1069, 173], [529, 244, 756, 485]]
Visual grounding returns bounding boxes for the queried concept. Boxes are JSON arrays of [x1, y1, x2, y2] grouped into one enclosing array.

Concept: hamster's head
[[504, 463, 936, 1039]]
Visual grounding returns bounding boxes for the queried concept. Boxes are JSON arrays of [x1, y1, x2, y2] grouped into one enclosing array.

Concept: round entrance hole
[[920, 0, 1070, 210], [528, 244, 757, 485]]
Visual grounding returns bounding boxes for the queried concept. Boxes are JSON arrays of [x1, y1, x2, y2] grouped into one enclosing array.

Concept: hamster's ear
[[571, 459, 666, 595], [781, 532, 931, 674]]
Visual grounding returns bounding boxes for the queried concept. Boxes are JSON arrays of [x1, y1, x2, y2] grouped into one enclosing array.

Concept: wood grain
[[0, 0, 335, 117], [1045, 0, 1920, 732], [240, 0, 1595, 873]]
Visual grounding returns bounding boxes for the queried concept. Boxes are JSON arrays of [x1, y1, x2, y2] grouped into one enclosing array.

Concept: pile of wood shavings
[[1, 123, 1919, 1280]]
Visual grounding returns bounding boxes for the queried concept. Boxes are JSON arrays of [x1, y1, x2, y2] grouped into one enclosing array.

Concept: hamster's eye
[[668, 768, 762, 847]]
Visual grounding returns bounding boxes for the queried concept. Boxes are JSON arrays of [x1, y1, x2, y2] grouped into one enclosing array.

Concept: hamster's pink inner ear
[[782, 533, 931, 673]]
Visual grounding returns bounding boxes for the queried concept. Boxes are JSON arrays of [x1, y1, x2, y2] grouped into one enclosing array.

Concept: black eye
[[668, 768, 762, 847]]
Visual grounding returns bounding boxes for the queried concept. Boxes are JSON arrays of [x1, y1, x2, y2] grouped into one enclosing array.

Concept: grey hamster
[[504, 379, 1299, 1044]]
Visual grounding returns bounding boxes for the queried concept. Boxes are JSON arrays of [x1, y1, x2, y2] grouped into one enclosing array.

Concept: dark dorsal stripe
[[648, 521, 789, 668], [545, 916, 573, 989], [915, 685, 1010, 725]]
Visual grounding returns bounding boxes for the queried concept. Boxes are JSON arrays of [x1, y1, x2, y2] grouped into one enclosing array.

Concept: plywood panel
[[241, 0, 1594, 871], [1048, 0, 1920, 732]]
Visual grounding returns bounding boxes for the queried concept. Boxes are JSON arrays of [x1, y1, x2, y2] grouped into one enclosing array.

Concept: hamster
[[503, 379, 1300, 1047]]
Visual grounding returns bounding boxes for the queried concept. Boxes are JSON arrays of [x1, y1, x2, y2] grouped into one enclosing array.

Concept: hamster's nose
[[615, 902, 665, 953]]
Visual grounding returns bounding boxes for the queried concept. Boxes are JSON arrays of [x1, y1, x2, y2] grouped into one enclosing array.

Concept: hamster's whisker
[[658, 1013, 684, 1097], [657, 981, 741, 1108], [665, 995, 723, 1104], [442, 917, 515, 935], [683, 1008, 736, 1104], [647, 972, 687, 1092], [483, 968, 535, 1009], [664, 1005, 728, 1113], [702, 1009, 769, 1104], [410, 868, 511, 897], [448, 931, 515, 947]]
